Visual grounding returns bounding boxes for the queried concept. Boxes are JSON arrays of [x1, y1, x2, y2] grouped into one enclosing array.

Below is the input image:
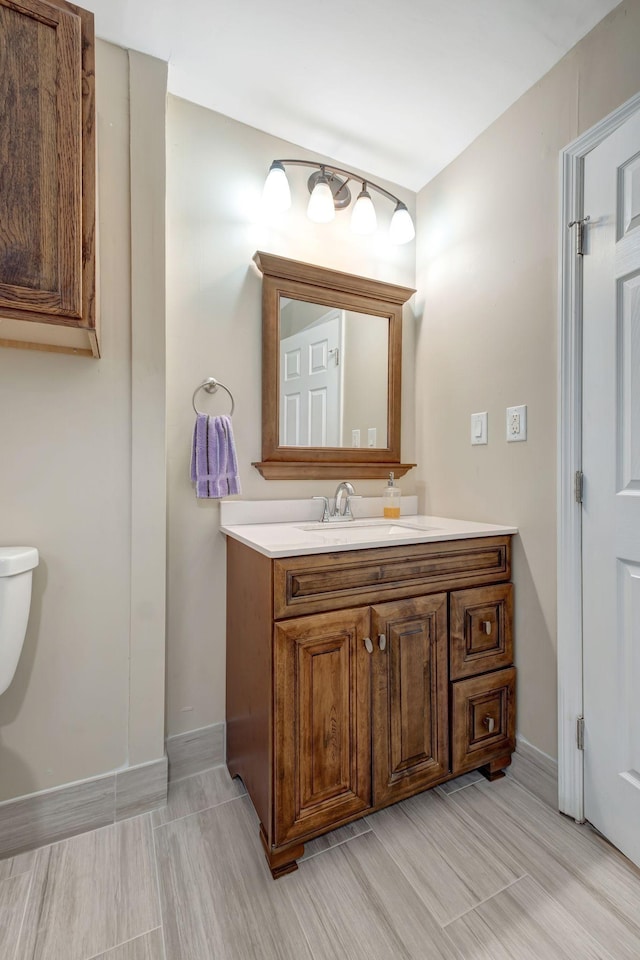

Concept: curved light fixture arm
[[274, 158, 400, 205]]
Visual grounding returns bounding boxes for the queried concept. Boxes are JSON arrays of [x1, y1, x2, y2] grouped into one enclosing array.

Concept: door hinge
[[568, 216, 590, 256], [577, 716, 585, 751], [575, 470, 584, 503]]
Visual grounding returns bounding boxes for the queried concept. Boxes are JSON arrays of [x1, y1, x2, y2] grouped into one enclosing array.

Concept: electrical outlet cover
[[506, 404, 527, 441]]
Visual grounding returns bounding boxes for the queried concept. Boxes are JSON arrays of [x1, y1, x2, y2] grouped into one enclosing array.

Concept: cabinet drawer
[[450, 583, 513, 680], [274, 536, 511, 619], [451, 667, 516, 774]]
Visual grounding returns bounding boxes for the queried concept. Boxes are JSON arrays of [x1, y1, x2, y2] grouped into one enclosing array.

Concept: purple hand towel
[[191, 413, 241, 498]]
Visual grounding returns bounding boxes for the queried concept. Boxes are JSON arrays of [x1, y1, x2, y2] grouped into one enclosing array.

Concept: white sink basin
[[297, 520, 437, 544]]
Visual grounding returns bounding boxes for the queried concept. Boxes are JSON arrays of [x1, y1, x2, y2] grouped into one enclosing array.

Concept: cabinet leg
[[479, 755, 512, 782], [259, 824, 305, 879]]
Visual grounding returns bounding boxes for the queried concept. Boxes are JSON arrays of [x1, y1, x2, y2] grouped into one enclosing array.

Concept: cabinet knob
[[378, 634, 387, 651], [364, 637, 374, 654], [483, 716, 496, 733], [481, 620, 492, 635]]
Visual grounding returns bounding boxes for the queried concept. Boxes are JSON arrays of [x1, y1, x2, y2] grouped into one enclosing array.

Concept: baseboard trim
[[508, 735, 559, 809], [0, 721, 228, 860], [166, 722, 225, 782], [0, 755, 168, 860], [115, 755, 168, 821]]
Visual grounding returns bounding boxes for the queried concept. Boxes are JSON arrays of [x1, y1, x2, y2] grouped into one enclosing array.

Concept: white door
[[582, 107, 640, 867], [280, 311, 342, 446]]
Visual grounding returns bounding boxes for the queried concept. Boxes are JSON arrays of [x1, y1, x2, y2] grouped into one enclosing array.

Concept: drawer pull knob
[[364, 637, 374, 654], [483, 716, 496, 733], [481, 620, 492, 635], [378, 634, 387, 651]]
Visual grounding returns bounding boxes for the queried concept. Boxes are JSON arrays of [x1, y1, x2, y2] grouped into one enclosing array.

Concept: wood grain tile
[[445, 875, 615, 959], [300, 818, 371, 861], [451, 778, 640, 959], [0, 872, 31, 960], [507, 749, 558, 808], [282, 831, 461, 960], [155, 795, 313, 960], [151, 764, 245, 827], [116, 759, 168, 822], [18, 815, 160, 960], [0, 850, 36, 881], [90, 928, 164, 959], [435, 770, 484, 796], [367, 787, 524, 924], [0, 776, 114, 860]]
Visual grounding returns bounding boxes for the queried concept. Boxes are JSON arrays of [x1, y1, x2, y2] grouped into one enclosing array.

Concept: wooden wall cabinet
[[226, 535, 515, 878], [0, 0, 98, 357]]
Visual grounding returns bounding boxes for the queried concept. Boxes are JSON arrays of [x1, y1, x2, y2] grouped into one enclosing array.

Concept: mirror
[[253, 251, 415, 480], [279, 299, 388, 448]]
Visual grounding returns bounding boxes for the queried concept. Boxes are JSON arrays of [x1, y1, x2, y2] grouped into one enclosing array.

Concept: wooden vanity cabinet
[[0, 0, 98, 357], [226, 534, 515, 878]]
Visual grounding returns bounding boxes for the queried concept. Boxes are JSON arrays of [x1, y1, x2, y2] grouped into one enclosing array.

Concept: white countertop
[[219, 501, 517, 559]]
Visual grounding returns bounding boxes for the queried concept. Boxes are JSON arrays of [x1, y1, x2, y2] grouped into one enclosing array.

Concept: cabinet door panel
[[274, 608, 371, 845], [0, 0, 82, 318], [0, 0, 97, 355], [371, 594, 448, 805]]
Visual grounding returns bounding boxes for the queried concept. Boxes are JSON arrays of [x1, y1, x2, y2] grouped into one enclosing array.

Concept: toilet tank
[[0, 547, 39, 696]]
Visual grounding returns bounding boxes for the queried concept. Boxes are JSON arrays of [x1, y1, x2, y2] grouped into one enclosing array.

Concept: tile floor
[[2, 765, 640, 959]]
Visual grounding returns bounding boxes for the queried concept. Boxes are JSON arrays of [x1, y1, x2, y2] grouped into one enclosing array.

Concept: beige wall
[[342, 313, 388, 447], [166, 98, 416, 735], [414, 0, 640, 758], [0, 42, 167, 801]]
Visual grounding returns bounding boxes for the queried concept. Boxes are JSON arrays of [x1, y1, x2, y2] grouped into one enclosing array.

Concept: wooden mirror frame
[[252, 251, 416, 480]]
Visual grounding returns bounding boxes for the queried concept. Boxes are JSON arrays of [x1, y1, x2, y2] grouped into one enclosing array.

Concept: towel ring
[[192, 378, 235, 416]]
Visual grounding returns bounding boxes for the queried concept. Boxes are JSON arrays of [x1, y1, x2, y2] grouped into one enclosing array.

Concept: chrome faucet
[[334, 481, 356, 518], [313, 482, 360, 522]]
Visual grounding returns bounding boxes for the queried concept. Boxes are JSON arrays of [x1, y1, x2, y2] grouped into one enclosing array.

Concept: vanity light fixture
[[261, 160, 291, 213], [262, 159, 415, 244], [306, 168, 335, 223], [351, 183, 377, 235]]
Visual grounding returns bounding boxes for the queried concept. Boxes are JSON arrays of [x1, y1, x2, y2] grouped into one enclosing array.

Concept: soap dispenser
[[382, 472, 401, 518]]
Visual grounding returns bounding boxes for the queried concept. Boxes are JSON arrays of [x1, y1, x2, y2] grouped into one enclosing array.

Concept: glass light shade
[[351, 188, 377, 235], [262, 162, 291, 213], [307, 177, 335, 223], [389, 202, 415, 244]]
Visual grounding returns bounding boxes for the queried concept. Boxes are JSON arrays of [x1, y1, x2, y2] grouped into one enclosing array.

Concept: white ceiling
[[82, 0, 620, 191]]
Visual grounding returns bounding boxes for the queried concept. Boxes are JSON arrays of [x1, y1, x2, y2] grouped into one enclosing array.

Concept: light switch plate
[[368, 427, 377, 447], [506, 404, 527, 441], [351, 429, 361, 448], [471, 412, 488, 445]]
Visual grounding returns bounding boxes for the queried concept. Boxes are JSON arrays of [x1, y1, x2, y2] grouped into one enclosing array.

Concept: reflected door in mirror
[[280, 307, 341, 445], [279, 298, 388, 448]]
